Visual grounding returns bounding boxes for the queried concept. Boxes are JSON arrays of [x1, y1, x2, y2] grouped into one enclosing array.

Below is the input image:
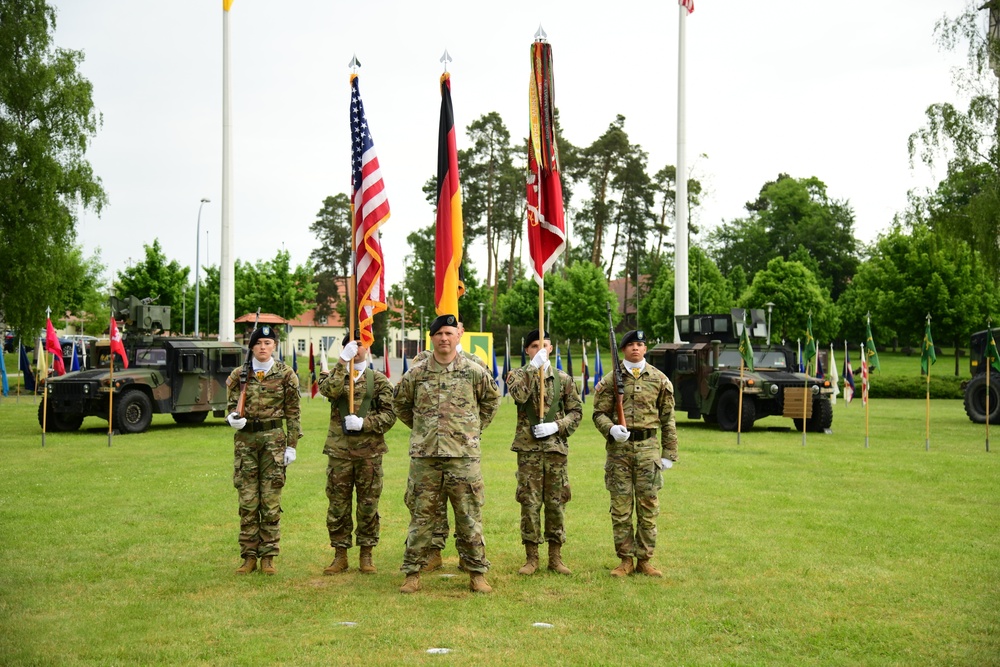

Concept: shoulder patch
[[225, 376, 233, 387]]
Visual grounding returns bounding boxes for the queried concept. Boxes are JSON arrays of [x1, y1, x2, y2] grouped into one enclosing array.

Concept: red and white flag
[[350, 74, 389, 349], [680, 0, 695, 14], [383, 337, 391, 379], [110, 317, 129, 369], [45, 318, 66, 376], [860, 351, 869, 406], [527, 41, 566, 285]]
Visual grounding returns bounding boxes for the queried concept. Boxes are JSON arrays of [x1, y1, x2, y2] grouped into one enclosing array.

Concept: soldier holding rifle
[[592, 317, 678, 578], [226, 322, 301, 575]]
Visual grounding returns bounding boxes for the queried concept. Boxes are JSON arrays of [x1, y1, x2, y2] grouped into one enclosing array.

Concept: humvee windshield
[[719, 350, 788, 369]]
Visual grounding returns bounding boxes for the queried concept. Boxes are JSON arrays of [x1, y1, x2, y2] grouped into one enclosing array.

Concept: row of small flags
[[489, 338, 605, 402]]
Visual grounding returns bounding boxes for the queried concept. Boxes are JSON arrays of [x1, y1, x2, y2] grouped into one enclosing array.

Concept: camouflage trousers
[[604, 442, 663, 560], [233, 429, 288, 558], [401, 457, 490, 574], [326, 455, 384, 548], [515, 451, 571, 545], [428, 499, 451, 551]]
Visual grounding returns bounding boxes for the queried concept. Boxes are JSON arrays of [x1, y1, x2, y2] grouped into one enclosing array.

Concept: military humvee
[[646, 309, 834, 432], [38, 296, 243, 434], [963, 326, 1000, 424]]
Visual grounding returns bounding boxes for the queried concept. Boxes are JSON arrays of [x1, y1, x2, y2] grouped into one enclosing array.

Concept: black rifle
[[606, 303, 626, 427], [236, 308, 261, 418]]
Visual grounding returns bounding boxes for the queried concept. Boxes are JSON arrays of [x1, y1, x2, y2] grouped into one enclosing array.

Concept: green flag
[[738, 320, 754, 372], [921, 319, 936, 374], [803, 314, 817, 368], [865, 319, 880, 372], [986, 327, 1000, 374]]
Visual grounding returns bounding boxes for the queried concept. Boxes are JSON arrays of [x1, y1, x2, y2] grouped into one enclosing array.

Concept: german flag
[[435, 71, 464, 318]]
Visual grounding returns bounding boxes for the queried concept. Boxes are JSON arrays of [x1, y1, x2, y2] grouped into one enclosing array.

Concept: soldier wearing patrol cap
[[393, 313, 501, 594], [506, 328, 582, 575], [316, 332, 396, 575], [592, 329, 678, 578], [225, 324, 301, 575]]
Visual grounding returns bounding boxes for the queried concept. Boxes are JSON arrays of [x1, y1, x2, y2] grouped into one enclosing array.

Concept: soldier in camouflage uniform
[[411, 320, 490, 574], [507, 329, 582, 575], [393, 314, 500, 594], [592, 330, 677, 578], [226, 325, 301, 575], [317, 333, 396, 575]]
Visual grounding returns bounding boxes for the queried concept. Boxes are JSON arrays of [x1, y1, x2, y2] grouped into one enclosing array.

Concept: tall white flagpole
[[673, 2, 689, 342], [219, 0, 236, 342]]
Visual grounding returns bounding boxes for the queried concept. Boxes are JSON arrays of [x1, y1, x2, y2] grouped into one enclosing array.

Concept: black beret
[[619, 330, 646, 349], [523, 329, 550, 348], [342, 331, 361, 347], [248, 325, 279, 349], [429, 314, 458, 336]]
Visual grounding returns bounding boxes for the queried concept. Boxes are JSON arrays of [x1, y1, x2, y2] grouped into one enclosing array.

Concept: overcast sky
[[52, 0, 975, 290]]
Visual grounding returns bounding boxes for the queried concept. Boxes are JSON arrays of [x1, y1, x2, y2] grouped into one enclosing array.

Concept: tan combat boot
[[609, 556, 634, 577], [235, 556, 257, 574], [547, 542, 572, 575], [324, 547, 349, 575], [359, 546, 376, 574], [636, 559, 663, 577], [469, 572, 493, 594], [399, 573, 421, 594], [259, 556, 276, 575], [518, 543, 540, 575], [420, 549, 443, 573]]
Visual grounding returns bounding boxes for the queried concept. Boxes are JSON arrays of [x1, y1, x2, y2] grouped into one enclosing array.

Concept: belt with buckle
[[628, 428, 656, 441], [248, 419, 282, 433]]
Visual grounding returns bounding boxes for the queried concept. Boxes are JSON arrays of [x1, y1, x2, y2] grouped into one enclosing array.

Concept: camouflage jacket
[[393, 353, 500, 458], [506, 364, 582, 454], [412, 348, 489, 370], [592, 361, 678, 461], [317, 363, 396, 458], [226, 360, 301, 447]]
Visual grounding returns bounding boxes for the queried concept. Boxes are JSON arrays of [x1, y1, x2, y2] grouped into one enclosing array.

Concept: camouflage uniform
[[411, 348, 489, 552], [226, 361, 301, 560], [592, 362, 678, 560], [393, 354, 500, 574], [506, 363, 582, 545], [318, 363, 396, 549]]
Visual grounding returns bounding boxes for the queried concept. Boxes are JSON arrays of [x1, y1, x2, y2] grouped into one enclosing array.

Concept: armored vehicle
[[963, 326, 1000, 424], [38, 296, 243, 434], [646, 310, 834, 432]]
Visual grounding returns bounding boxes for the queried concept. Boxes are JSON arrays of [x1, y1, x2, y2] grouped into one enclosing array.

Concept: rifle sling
[[337, 369, 375, 419], [524, 368, 562, 426]]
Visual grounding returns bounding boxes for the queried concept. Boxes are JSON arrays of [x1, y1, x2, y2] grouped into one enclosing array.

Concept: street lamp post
[[765, 302, 775, 347], [478, 302, 485, 333], [418, 306, 424, 353], [400, 288, 407, 359], [194, 198, 210, 338]]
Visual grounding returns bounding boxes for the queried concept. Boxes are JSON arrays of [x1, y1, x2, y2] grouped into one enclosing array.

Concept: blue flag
[[815, 351, 824, 379], [594, 341, 603, 390], [70, 343, 80, 372], [555, 343, 562, 371], [521, 338, 527, 367], [502, 336, 511, 397], [492, 347, 499, 383], [0, 345, 8, 396], [292, 348, 298, 373], [402, 354, 409, 374], [20, 343, 35, 392]]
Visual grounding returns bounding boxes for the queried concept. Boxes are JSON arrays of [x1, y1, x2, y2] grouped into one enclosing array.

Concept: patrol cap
[[429, 314, 458, 335], [619, 330, 646, 349], [248, 325, 279, 348], [523, 329, 550, 348]]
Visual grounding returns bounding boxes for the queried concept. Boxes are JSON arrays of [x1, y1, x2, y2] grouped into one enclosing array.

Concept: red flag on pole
[[527, 40, 566, 285], [383, 337, 391, 379], [350, 74, 389, 348], [435, 71, 464, 317], [110, 317, 129, 369], [45, 318, 66, 376], [680, 0, 695, 14], [309, 342, 318, 398]]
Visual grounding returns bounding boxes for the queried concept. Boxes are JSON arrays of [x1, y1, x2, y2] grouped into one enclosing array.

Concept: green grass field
[[1, 390, 998, 666]]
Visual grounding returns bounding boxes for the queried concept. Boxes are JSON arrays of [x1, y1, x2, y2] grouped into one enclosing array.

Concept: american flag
[[680, 0, 694, 14], [350, 74, 389, 349]]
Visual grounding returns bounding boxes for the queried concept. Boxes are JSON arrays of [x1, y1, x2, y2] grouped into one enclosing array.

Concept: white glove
[[532, 422, 559, 438], [609, 425, 630, 442], [320, 347, 329, 373], [529, 348, 549, 369], [227, 412, 247, 430], [343, 414, 364, 432], [658, 458, 673, 470], [340, 340, 359, 362], [283, 448, 297, 466]]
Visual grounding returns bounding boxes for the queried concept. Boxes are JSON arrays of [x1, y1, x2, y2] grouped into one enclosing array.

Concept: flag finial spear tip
[[440, 49, 452, 72], [46, 305, 51, 318], [534, 24, 547, 41], [348, 54, 360, 71]]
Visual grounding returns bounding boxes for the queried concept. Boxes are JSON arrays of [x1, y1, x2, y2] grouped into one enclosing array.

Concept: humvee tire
[[964, 372, 1000, 424], [115, 390, 154, 434], [717, 389, 755, 432], [37, 402, 85, 432], [172, 411, 209, 425]]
